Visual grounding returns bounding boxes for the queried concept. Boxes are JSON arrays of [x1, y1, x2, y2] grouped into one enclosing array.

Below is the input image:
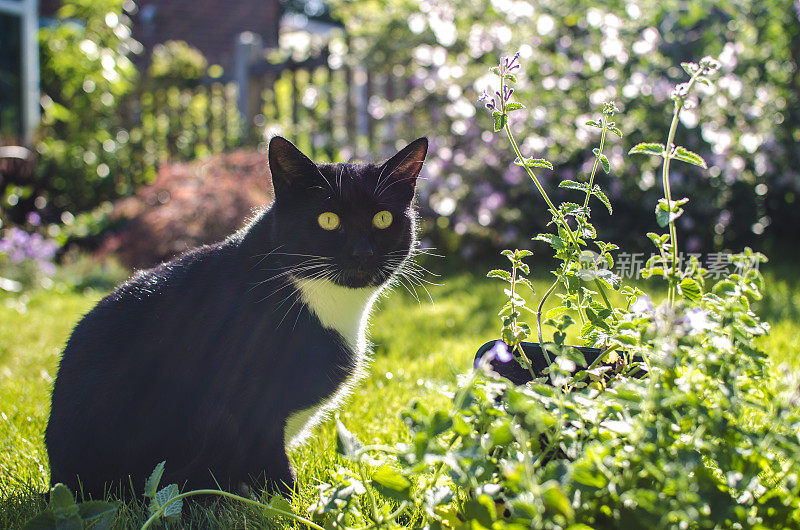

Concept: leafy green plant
[[629, 56, 721, 305], [481, 53, 634, 362], [21, 483, 117, 529], [296, 53, 800, 529], [138, 461, 324, 530]]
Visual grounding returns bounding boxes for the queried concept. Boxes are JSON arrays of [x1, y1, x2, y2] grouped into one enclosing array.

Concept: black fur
[[45, 136, 428, 498]]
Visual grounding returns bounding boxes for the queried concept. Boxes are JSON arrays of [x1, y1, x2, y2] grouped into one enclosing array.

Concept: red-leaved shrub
[[98, 150, 273, 269]]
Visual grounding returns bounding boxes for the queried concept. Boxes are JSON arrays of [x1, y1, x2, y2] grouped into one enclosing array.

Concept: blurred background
[[0, 0, 798, 281]]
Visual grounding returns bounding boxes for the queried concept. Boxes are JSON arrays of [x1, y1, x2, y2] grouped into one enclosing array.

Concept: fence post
[[234, 31, 263, 139]]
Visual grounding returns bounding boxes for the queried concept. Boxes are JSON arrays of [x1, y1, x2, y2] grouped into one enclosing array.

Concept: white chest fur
[[283, 277, 382, 447]]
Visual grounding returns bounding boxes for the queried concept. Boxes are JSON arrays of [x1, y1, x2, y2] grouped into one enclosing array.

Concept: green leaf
[[487, 269, 511, 281], [628, 143, 665, 157], [533, 233, 566, 250], [545, 306, 568, 319], [22, 511, 81, 530], [672, 146, 708, 168], [493, 111, 507, 132], [156, 484, 182, 520], [50, 484, 77, 513], [505, 102, 525, 111], [144, 461, 165, 498], [571, 463, 608, 488], [515, 157, 554, 170], [679, 277, 702, 302], [78, 501, 119, 526], [597, 151, 610, 174], [559, 180, 590, 192], [267, 494, 296, 515], [504, 74, 517, 83], [585, 120, 602, 129], [562, 347, 587, 368], [608, 126, 623, 138], [21, 512, 55, 530], [489, 418, 515, 445], [463, 495, 496, 526], [371, 466, 412, 501], [592, 188, 613, 214], [542, 484, 574, 520], [655, 199, 686, 227], [335, 417, 363, 460]]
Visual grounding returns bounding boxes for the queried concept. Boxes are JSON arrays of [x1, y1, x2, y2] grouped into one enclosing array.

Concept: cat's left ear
[[268, 136, 318, 196], [378, 137, 428, 202]]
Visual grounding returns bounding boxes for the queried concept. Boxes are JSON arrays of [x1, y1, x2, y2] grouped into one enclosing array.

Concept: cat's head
[[267, 136, 428, 289]]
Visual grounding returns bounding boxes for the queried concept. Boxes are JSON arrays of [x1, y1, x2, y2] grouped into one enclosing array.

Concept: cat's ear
[[377, 137, 428, 201], [268, 136, 318, 195]]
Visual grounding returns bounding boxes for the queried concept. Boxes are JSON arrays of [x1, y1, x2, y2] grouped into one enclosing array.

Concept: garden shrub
[[329, 0, 800, 256], [147, 40, 208, 88], [35, 0, 140, 214], [96, 150, 273, 269]]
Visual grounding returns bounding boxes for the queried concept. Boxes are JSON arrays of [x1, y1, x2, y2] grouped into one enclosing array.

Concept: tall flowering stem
[[630, 56, 720, 305]]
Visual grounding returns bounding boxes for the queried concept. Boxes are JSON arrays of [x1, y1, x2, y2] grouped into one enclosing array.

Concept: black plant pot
[[473, 340, 639, 386]]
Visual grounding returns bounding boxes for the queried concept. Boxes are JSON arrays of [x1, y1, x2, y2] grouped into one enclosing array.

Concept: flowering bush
[[0, 227, 58, 291], [329, 0, 800, 255]]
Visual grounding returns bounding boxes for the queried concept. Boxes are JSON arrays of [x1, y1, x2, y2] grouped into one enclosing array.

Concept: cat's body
[[45, 137, 428, 498]]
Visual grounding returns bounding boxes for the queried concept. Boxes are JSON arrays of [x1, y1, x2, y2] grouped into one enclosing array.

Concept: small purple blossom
[[500, 52, 521, 74], [685, 308, 714, 333], [631, 295, 654, 314], [478, 90, 496, 111], [486, 340, 513, 363]]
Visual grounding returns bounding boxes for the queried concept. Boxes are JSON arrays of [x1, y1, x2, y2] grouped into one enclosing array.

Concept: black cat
[[45, 136, 428, 498]]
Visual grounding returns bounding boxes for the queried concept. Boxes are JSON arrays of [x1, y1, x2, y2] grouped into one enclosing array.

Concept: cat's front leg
[[253, 446, 296, 497]]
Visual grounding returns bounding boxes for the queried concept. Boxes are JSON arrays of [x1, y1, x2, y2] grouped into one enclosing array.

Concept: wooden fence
[[124, 36, 421, 182]]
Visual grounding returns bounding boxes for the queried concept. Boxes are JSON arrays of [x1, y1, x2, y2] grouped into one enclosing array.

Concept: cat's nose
[[352, 237, 373, 263]]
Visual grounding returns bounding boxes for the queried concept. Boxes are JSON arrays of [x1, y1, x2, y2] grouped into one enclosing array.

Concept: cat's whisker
[[247, 262, 331, 293], [249, 244, 286, 269]]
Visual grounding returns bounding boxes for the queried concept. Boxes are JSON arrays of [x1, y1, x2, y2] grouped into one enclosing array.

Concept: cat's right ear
[[268, 136, 318, 196]]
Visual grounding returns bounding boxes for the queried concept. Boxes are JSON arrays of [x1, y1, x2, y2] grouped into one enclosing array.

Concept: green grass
[[1, 265, 798, 528]]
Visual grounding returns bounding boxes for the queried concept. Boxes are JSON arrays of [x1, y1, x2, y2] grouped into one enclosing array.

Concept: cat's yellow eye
[[372, 210, 393, 229], [317, 212, 340, 231]]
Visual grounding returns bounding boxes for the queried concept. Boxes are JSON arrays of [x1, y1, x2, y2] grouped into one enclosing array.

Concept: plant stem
[[662, 107, 681, 305], [139, 489, 325, 530], [504, 123, 579, 249], [661, 76, 697, 304], [537, 278, 559, 344], [586, 341, 622, 371], [359, 460, 382, 524], [583, 117, 607, 211]]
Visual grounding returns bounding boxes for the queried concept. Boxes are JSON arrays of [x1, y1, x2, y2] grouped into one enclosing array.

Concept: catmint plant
[[629, 56, 721, 305], [481, 52, 628, 359]]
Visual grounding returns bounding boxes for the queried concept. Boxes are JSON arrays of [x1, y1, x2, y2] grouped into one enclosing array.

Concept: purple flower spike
[[487, 340, 513, 363]]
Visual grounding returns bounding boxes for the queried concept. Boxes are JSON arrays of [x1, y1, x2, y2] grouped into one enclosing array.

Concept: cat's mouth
[[336, 267, 382, 288]]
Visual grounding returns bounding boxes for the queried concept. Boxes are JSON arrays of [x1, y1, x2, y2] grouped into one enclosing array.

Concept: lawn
[[1, 263, 798, 528]]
